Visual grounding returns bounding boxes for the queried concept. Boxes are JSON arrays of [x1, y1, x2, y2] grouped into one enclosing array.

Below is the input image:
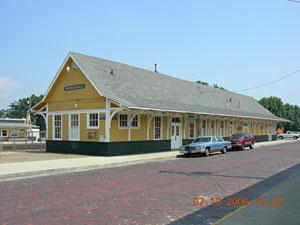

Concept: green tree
[[1, 94, 45, 130], [259, 96, 300, 131], [213, 84, 226, 90], [196, 80, 226, 90], [259, 96, 283, 117], [196, 80, 209, 86], [0, 109, 8, 117]]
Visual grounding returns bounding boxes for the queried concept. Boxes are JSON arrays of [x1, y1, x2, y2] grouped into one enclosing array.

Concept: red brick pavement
[[0, 142, 299, 225]]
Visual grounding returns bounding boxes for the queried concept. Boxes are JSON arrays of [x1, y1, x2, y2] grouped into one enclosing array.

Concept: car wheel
[[250, 142, 254, 149], [205, 148, 210, 157], [222, 147, 227, 154], [293, 136, 298, 140], [279, 136, 283, 140], [184, 153, 190, 157], [241, 143, 245, 151]]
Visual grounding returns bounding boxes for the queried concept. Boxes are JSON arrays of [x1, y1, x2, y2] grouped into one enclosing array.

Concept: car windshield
[[231, 134, 244, 139], [193, 137, 211, 143]]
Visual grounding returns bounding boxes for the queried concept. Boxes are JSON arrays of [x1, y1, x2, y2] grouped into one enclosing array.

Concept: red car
[[229, 133, 255, 150]]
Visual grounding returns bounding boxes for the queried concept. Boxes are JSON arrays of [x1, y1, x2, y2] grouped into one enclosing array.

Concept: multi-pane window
[[243, 122, 249, 133], [189, 119, 195, 138], [229, 121, 234, 134], [172, 117, 180, 123], [256, 122, 260, 129], [220, 121, 225, 137], [210, 120, 215, 135], [154, 116, 162, 140], [201, 120, 207, 136], [119, 114, 139, 128], [0, 130, 7, 137], [131, 115, 139, 128], [269, 124, 273, 134], [119, 114, 128, 128], [54, 115, 62, 139], [11, 131, 18, 137], [88, 113, 99, 128]]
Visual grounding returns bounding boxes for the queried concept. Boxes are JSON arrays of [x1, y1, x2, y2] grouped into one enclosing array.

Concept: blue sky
[[0, 0, 300, 108]]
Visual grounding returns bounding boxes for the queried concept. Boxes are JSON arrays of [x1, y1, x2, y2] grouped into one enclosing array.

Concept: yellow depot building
[[31, 52, 286, 156]]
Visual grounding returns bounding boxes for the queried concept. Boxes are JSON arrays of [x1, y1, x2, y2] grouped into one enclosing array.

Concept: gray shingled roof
[[70, 52, 284, 121]]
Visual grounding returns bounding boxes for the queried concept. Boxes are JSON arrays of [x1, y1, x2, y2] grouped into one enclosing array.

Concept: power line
[[237, 68, 300, 92], [287, 0, 300, 3]]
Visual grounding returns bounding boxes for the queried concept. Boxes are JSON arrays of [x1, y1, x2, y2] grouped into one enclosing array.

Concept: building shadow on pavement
[[167, 163, 300, 225]]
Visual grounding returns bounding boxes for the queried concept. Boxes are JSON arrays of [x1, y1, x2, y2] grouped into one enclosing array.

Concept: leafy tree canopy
[[196, 80, 226, 90], [0, 94, 45, 130], [259, 96, 300, 131]]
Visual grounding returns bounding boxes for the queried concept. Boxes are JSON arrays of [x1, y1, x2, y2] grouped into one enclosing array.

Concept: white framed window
[[243, 122, 249, 133], [69, 114, 80, 141], [118, 114, 140, 129], [220, 120, 225, 137], [210, 120, 215, 135], [119, 114, 128, 128], [154, 116, 162, 140], [201, 120, 207, 136], [131, 115, 139, 128], [11, 131, 18, 137], [189, 118, 195, 138], [87, 113, 99, 129], [229, 121, 234, 134], [0, 130, 7, 137], [53, 114, 62, 140]]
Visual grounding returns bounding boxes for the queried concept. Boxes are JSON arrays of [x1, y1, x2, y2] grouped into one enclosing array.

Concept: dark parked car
[[229, 133, 255, 150]]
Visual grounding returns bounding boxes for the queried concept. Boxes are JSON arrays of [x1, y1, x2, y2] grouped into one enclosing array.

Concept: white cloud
[[0, 77, 19, 108], [0, 77, 18, 91]]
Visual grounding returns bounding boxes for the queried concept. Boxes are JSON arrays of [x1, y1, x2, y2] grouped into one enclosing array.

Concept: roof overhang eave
[[127, 106, 286, 122]]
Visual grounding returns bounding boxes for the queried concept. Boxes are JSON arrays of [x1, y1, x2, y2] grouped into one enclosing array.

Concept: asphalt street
[[216, 171, 300, 225], [0, 142, 299, 225]]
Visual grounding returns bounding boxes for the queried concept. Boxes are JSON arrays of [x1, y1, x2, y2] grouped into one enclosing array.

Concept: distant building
[[0, 118, 39, 142]]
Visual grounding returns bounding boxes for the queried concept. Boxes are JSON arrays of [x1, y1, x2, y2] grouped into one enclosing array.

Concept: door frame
[[171, 122, 182, 149], [69, 113, 80, 141]]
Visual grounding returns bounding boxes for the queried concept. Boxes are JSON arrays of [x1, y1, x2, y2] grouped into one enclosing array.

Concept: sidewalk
[[0, 139, 297, 181], [215, 170, 300, 225]]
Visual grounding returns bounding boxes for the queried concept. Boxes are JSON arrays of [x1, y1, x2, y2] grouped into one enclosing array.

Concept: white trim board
[[48, 109, 107, 115], [86, 112, 100, 129], [52, 113, 63, 141]]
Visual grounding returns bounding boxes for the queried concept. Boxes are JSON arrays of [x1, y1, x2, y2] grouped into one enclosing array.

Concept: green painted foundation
[[47, 135, 277, 156], [46, 140, 171, 156], [254, 134, 277, 142]]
